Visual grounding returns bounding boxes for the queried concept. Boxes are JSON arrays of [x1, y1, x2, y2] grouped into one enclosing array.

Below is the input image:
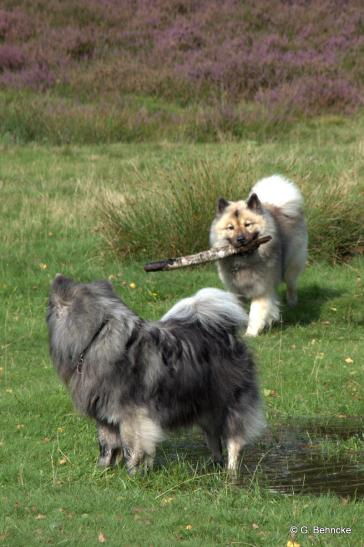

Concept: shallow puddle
[[237, 446, 364, 498], [160, 418, 364, 498]]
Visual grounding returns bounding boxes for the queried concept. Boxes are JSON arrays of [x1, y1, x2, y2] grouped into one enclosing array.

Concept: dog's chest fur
[[217, 253, 274, 299], [211, 205, 285, 299]]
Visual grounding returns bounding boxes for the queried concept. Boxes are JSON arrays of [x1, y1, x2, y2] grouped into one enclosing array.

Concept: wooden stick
[[144, 235, 271, 272]]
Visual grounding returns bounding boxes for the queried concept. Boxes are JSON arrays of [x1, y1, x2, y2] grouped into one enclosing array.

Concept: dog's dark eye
[[227, 224, 234, 230], [245, 222, 252, 227]]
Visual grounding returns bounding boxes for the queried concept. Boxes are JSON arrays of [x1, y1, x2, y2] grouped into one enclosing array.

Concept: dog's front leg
[[124, 446, 145, 475], [246, 293, 280, 336], [96, 421, 124, 467]]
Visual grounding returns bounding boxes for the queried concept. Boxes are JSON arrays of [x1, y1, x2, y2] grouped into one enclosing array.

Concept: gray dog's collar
[[76, 320, 109, 374]]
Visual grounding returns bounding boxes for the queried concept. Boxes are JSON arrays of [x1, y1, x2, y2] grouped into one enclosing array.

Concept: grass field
[[1, 123, 363, 545]]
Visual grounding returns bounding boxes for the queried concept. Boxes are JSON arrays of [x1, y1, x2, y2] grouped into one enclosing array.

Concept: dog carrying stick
[[144, 235, 271, 272]]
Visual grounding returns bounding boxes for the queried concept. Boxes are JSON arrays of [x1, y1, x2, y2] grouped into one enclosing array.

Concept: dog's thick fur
[[47, 275, 265, 473], [210, 175, 308, 336]]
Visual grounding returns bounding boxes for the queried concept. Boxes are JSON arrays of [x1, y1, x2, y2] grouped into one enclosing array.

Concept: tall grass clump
[[99, 160, 364, 263], [305, 177, 364, 263], [99, 158, 251, 259]]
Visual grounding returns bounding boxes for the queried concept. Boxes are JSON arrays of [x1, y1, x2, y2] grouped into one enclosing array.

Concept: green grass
[[1, 89, 364, 147], [1, 131, 363, 545]]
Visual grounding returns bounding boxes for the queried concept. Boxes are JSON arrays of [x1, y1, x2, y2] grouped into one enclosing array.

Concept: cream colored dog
[[210, 175, 308, 336]]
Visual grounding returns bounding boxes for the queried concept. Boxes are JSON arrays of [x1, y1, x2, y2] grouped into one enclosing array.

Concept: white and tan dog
[[210, 175, 308, 336]]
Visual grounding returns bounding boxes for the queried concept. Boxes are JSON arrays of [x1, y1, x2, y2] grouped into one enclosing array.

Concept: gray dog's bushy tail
[[161, 288, 248, 332]]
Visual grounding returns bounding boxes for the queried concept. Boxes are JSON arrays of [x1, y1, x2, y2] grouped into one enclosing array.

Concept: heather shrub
[[98, 159, 364, 263], [0, 45, 25, 71], [50, 26, 96, 61], [0, 0, 362, 139], [0, 8, 33, 42], [257, 76, 363, 119], [0, 64, 54, 91]]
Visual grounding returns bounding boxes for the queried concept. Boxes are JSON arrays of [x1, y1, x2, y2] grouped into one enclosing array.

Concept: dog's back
[[250, 175, 308, 278], [143, 288, 253, 429]]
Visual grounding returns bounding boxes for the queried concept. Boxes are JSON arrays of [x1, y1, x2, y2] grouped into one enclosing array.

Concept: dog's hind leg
[[200, 424, 223, 465], [225, 396, 266, 474], [96, 421, 123, 467], [284, 262, 304, 307], [226, 436, 245, 475], [206, 434, 223, 466], [284, 232, 308, 307]]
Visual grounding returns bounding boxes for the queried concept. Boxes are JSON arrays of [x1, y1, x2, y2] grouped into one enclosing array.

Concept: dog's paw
[[98, 447, 123, 468], [245, 327, 259, 337]]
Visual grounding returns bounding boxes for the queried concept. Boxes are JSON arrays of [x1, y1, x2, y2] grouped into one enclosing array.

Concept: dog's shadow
[[277, 284, 345, 328]]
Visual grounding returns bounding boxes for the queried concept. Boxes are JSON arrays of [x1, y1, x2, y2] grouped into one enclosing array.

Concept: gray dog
[[47, 275, 265, 474]]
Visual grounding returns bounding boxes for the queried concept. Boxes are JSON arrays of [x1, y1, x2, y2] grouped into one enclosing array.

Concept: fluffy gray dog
[[47, 275, 265, 474]]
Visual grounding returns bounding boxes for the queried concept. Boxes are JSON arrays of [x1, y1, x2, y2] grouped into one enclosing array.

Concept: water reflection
[[158, 417, 364, 497]]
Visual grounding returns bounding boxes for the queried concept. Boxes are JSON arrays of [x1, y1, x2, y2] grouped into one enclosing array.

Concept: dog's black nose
[[236, 234, 246, 245]]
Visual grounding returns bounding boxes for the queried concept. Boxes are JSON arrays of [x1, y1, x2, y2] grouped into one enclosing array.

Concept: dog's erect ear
[[51, 274, 73, 292], [247, 193, 262, 211], [50, 275, 75, 307], [217, 197, 230, 214]]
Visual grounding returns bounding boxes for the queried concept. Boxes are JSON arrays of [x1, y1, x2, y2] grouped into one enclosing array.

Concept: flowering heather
[[256, 76, 363, 118], [0, 8, 33, 42], [0, 0, 363, 138], [0, 45, 25, 71], [1, 63, 55, 92]]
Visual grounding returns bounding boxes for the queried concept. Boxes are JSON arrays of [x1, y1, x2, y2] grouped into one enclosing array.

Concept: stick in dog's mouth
[[144, 235, 271, 272]]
